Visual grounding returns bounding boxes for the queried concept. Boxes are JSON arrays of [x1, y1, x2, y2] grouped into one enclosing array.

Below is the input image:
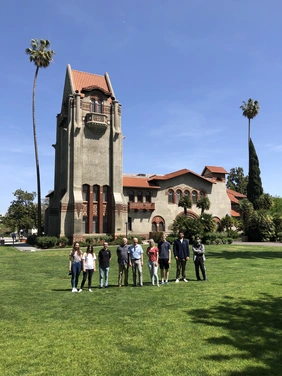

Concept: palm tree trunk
[[32, 66, 42, 236]]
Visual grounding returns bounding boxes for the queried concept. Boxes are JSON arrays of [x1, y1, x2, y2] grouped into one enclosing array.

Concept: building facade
[[45, 66, 239, 241]]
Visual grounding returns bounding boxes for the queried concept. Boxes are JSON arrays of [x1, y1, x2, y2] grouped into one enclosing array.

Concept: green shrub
[[36, 236, 58, 249], [215, 238, 221, 245], [27, 234, 37, 246], [58, 236, 69, 247], [227, 238, 233, 244]]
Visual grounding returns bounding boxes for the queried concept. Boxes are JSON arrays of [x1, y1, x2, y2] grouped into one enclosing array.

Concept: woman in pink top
[[146, 239, 159, 286]]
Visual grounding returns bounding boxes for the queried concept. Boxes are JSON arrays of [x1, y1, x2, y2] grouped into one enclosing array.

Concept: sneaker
[[175, 279, 180, 283], [72, 288, 77, 293], [161, 281, 165, 285], [183, 278, 188, 282], [88, 289, 92, 292], [165, 280, 168, 284], [78, 289, 83, 292]]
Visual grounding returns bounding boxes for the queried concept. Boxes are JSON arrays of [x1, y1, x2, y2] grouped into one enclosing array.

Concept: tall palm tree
[[178, 196, 192, 216], [240, 98, 260, 151], [26, 39, 55, 236]]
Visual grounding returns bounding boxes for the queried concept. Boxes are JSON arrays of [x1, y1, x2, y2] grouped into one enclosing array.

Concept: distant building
[[45, 66, 243, 241]]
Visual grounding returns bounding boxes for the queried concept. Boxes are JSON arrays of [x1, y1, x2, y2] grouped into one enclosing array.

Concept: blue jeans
[[99, 267, 110, 287], [71, 262, 82, 288]]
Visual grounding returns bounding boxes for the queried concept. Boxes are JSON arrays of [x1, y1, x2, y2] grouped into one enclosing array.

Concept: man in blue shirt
[[128, 237, 144, 286]]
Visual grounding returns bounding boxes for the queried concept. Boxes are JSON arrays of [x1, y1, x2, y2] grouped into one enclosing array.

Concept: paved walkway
[[1, 237, 37, 252]]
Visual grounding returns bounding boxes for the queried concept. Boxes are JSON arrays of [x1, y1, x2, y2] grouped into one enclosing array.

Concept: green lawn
[[0, 244, 282, 376]]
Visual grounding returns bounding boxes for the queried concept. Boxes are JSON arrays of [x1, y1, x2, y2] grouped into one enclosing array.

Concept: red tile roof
[[231, 209, 240, 217], [71, 69, 111, 97], [202, 166, 229, 174], [227, 192, 239, 204], [226, 188, 246, 199], [149, 169, 213, 184], [123, 176, 160, 189]]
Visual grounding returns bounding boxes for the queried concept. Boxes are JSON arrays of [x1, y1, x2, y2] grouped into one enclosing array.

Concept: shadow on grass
[[187, 293, 282, 375], [207, 250, 282, 260]]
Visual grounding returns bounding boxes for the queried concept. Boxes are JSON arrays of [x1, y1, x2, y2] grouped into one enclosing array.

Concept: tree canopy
[[226, 167, 248, 195], [3, 189, 37, 234], [247, 139, 263, 209]]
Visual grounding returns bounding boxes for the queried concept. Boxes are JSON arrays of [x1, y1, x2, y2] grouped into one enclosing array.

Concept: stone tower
[[46, 65, 127, 241]]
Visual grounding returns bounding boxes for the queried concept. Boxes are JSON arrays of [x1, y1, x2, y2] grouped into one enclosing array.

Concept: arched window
[[93, 185, 99, 201], [103, 186, 108, 202], [145, 191, 151, 203], [184, 190, 190, 198], [96, 100, 102, 113], [152, 222, 157, 232], [159, 222, 164, 232], [137, 191, 143, 202], [192, 190, 198, 204], [176, 189, 182, 204], [82, 184, 89, 201], [129, 190, 134, 202], [200, 190, 205, 198], [90, 99, 95, 112], [168, 189, 174, 204]]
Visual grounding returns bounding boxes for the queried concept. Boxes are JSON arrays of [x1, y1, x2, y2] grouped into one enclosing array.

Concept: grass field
[[0, 243, 282, 376]]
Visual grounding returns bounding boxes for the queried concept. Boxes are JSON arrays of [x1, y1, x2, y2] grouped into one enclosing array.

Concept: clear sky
[[1, 0, 282, 214]]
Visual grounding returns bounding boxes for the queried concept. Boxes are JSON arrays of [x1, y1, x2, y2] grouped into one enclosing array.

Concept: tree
[[196, 197, 211, 214], [178, 196, 192, 215], [240, 98, 260, 151], [171, 216, 204, 241], [237, 198, 254, 234], [247, 139, 263, 209], [3, 189, 37, 235], [199, 213, 216, 233], [256, 193, 273, 211], [25, 39, 55, 235], [226, 167, 248, 195]]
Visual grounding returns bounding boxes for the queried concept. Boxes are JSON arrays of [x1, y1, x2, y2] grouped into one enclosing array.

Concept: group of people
[[68, 232, 207, 292]]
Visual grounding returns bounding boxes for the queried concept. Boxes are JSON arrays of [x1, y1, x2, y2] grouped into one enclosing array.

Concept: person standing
[[158, 233, 171, 285], [79, 245, 96, 292], [116, 237, 129, 287], [192, 236, 207, 281], [173, 231, 190, 283], [128, 237, 144, 287], [69, 242, 82, 292], [146, 239, 159, 286], [98, 242, 111, 288]]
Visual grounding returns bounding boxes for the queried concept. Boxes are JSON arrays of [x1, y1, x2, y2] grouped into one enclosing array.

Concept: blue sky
[[1, 0, 282, 214]]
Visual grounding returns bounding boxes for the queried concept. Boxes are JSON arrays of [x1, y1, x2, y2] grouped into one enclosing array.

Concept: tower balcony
[[85, 113, 110, 133], [128, 202, 155, 211]]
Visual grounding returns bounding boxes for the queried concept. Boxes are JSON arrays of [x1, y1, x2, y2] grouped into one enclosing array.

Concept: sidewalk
[[1, 237, 37, 252]]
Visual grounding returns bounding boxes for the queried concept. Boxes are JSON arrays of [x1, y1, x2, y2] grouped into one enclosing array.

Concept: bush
[[215, 238, 221, 245], [27, 234, 37, 246], [36, 236, 58, 249], [58, 236, 69, 247], [227, 238, 233, 244]]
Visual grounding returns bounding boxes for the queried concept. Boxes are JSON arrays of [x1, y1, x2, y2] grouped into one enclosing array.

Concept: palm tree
[[196, 197, 211, 214], [26, 39, 55, 236], [178, 196, 192, 216], [240, 98, 260, 151]]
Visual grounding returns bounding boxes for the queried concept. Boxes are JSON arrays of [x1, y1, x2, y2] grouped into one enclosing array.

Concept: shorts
[[159, 259, 170, 270]]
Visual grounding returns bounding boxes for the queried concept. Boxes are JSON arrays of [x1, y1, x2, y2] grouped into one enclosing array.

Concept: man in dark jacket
[[173, 231, 190, 282]]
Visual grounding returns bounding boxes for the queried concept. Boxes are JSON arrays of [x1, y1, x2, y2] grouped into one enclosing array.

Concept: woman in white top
[[79, 245, 96, 292]]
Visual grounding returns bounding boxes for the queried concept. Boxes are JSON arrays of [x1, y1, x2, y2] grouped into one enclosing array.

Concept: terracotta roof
[[71, 69, 111, 96], [231, 209, 240, 217], [226, 188, 246, 199], [227, 192, 239, 204], [149, 169, 213, 184], [202, 166, 229, 175], [123, 176, 160, 189]]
